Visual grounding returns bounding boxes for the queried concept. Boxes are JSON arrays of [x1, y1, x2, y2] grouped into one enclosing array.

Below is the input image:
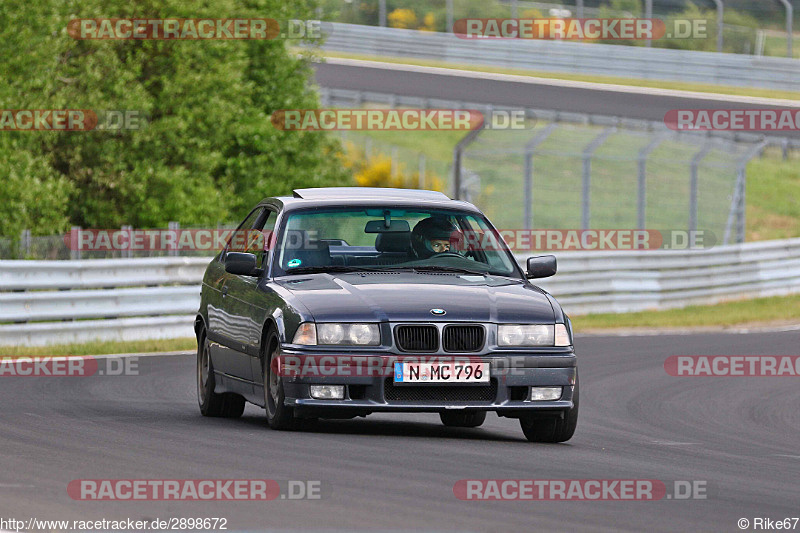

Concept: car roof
[[294, 187, 449, 201], [259, 187, 481, 213]]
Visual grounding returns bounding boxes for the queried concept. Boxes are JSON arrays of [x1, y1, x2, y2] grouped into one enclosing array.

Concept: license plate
[[393, 361, 489, 384]]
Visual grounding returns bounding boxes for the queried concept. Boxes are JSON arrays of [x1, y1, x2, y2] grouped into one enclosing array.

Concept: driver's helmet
[[411, 216, 463, 259]]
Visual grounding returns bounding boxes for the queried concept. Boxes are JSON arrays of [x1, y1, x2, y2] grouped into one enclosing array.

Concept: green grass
[[0, 338, 196, 357], [319, 50, 800, 101], [746, 148, 800, 241], [762, 34, 800, 60], [574, 293, 800, 331]]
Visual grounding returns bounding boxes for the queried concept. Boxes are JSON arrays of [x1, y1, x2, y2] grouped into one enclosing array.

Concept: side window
[[222, 207, 264, 259], [253, 210, 276, 268]]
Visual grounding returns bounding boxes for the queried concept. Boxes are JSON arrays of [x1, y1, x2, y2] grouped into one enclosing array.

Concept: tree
[[0, 0, 349, 237]]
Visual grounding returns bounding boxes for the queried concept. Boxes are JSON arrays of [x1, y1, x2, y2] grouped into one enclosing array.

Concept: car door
[[207, 207, 265, 385], [217, 208, 277, 391], [246, 209, 283, 382]]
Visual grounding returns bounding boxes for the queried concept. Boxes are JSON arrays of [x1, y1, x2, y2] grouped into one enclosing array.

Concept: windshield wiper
[[283, 265, 401, 275], [404, 265, 524, 281], [284, 264, 519, 279], [407, 265, 490, 276], [283, 265, 368, 275]]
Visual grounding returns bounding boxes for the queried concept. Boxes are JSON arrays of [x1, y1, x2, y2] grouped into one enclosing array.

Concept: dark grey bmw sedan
[[195, 187, 578, 442]]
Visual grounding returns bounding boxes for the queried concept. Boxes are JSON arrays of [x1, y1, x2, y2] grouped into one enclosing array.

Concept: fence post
[[722, 140, 767, 244], [689, 144, 713, 234], [581, 128, 616, 230], [391, 146, 399, 179], [523, 123, 558, 230], [446, 0, 454, 33], [637, 133, 667, 229], [70, 226, 82, 260], [418, 153, 426, 189], [121, 225, 132, 258], [777, 0, 793, 58], [379, 0, 386, 27], [736, 141, 767, 243], [711, 0, 724, 52], [168, 221, 180, 257], [645, 0, 652, 48], [452, 123, 485, 200], [20, 229, 31, 259]]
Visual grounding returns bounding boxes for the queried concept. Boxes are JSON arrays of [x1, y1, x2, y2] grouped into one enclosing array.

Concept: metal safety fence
[[0, 223, 236, 261], [319, 1, 795, 57], [321, 87, 800, 245], [318, 23, 800, 90]]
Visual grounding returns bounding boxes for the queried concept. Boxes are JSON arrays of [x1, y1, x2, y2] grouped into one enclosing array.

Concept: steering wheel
[[432, 252, 465, 259]]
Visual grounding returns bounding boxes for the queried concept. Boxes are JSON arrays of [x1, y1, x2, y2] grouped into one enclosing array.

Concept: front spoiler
[[278, 350, 577, 416], [287, 397, 575, 413]]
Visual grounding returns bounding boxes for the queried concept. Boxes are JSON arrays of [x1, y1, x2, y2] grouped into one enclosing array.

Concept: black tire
[[439, 410, 487, 428], [197, 328, 245, 418], [263, 331, 296, 430], [520, 375, 579, 443]]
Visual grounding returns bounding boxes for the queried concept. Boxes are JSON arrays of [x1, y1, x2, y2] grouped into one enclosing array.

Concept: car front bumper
[[279, 349, 577, 417]]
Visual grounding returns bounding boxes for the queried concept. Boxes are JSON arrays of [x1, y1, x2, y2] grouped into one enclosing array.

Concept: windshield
[[272, 207, 520, 278]]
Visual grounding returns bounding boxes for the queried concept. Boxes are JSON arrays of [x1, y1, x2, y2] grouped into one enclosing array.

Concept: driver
[[411, 216, 464, 259]]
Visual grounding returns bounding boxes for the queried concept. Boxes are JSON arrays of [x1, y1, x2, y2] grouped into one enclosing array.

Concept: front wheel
[[520, 375, 579, 443], [263, 331, 296, 430], [197, 328, 245, 418], [440, 410, 486, 428]]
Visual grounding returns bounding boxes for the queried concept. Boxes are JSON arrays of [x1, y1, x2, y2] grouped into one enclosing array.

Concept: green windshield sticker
[[287, 259, 302, 268]]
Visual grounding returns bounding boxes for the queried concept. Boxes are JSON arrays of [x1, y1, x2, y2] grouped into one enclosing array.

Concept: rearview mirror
[[225, 252, 261, 277], [364, 219, 411, 233], [526, 255, 557, 279]]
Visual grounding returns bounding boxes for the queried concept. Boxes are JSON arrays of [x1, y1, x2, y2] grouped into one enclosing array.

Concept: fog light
[[529, 387, 562, 401], [310, 385, 345, 400]]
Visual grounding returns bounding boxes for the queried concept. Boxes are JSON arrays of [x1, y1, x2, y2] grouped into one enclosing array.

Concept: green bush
[[0, 0, 350, 237]]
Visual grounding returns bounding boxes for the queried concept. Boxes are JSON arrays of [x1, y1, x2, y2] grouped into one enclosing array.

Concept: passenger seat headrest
[[375, 232, 411, 253]]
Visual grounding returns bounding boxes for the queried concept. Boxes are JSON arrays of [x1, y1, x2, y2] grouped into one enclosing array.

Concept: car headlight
[[554, 323, 571, 347], [498, 324, 555, 346], [497, 324, 572, 347], [292, 323, 380, 346], [292, 323, 317, 345]]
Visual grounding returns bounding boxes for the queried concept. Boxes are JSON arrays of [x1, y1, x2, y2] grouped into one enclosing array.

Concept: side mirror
[[225, 252, 261, 277], [526, 255, 557, 279]]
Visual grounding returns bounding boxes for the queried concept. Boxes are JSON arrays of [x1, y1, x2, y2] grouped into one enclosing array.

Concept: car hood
[[275, 272, 555, 323]]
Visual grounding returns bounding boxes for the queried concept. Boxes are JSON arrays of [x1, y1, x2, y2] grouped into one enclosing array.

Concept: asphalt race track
[[1, 331, 798, 532], [312, 60, 800, 141]]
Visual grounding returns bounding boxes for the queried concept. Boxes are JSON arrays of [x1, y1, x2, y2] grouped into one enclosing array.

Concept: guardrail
[[2, 240, 800, 346], [535, 238, 800, 314], [320, 23, 800, 91], [0, 257, 209, 347], [0, 257, 208, 290]]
